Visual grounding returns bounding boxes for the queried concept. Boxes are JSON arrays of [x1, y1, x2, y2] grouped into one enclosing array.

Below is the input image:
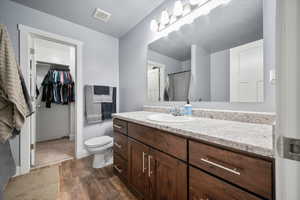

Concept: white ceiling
[[10, 0, 166, 37], [149, 0, 263, 61]]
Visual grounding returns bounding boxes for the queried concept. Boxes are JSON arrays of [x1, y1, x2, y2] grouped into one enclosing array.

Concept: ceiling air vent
[[93, 8, 111, 22]]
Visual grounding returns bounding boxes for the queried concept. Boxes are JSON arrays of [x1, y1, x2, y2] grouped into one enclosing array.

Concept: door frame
[[18, 24, 84, 175], [147, 60, 165, 102]]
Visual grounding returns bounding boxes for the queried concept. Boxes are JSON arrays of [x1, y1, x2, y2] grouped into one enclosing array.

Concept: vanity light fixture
[[151, 0, 232, 33], [173, 1, 184, 16], [189, 0, 199, 5], [150, 19, 159, 32], [220, 0, 231, 4], [160, 10, 170, 25], [183, 4, 192, 16], [190, 0, 208, 6], [197, 0, 210, 6], [159, 23, 166, 32], [169, 15, 177, 24]]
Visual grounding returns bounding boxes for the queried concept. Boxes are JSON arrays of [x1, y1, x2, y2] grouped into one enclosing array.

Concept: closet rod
[[37, 61, 69, 68]]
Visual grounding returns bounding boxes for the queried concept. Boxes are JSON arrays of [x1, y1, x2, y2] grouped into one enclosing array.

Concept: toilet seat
[[84, 136, 113, 148]]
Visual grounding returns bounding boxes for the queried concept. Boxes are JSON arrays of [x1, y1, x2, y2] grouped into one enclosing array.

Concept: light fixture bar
[[158, 0, 212, 32], [150, 0, 231, 34]]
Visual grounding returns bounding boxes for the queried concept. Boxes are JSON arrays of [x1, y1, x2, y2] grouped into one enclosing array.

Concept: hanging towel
[[94, 86, 109, 95], [0, 24, 31, 142], [85, 85, 115, 124], [85, 85, 102, 124], [93, 86, 113, 103], [101, 87, 117, 120]]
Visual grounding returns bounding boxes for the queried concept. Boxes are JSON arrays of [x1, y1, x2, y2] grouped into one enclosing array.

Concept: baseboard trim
[[76, 150, 90, 159], [69, 132, 75, 141], [14, 166, 21, 177]]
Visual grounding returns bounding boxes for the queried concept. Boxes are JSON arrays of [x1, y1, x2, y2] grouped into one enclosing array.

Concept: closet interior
[[33, 38, 76, 168]]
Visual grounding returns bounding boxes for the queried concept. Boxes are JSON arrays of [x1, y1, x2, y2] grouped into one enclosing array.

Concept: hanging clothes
[[41, 68, 75, 108]]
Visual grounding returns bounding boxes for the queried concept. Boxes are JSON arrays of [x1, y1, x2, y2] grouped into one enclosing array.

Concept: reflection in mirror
[[148, 39, 191, 102], [147, 0, 264, 103]]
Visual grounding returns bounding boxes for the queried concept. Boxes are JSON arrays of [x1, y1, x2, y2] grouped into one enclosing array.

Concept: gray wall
[[0, 0, 119, 165], [119, 0, 276, 112], [192, 45, 211, 102], [148, 50, 182, 75], [210, 49, 230, 102]]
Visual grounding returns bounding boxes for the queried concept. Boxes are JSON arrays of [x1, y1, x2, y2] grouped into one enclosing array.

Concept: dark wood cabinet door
[[189, 141, 272, 199], [189, 166, 263, 200], [128, 138, 149, 198], [148, 149, 188, 200]]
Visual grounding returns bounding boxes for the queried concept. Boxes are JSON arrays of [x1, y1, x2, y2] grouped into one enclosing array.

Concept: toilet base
[[92, 149, 113, 169]]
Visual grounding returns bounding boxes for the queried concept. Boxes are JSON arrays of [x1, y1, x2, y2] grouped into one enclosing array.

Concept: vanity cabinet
[[113, 119, 128, 183], [114, 130, 128, 160], [113, 118, 274, 200], [128, 139, 149, 198], [113, 118, 128, 134], [148, 147, 187, 200], [189, 140, 272, 199], [189, 166, 263, 200], [127, 134, 187, 200], [128, 123, 187, 161]]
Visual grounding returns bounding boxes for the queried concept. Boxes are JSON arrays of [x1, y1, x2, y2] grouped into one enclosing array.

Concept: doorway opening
[[30, 38, 76, 168], [19, 25, 83, 175]]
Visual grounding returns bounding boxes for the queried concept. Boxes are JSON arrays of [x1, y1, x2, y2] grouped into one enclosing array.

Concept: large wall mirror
[[147, 0, 264, 103]]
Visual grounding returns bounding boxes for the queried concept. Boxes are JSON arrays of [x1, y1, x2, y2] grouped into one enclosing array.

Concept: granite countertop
[[113, 111, 274, 158]]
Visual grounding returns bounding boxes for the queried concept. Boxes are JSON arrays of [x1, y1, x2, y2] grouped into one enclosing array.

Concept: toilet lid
[[84, 136, 113, 148]]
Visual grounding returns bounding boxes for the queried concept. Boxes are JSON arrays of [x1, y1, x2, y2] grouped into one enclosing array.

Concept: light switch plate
[[269, 69, 276, 85]]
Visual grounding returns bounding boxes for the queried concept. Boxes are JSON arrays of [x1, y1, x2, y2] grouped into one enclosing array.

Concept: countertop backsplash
[[143, 105, 276, 125]]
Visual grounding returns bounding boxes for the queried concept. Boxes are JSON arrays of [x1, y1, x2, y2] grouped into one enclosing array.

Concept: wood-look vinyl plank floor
[[58, 156, 137, 200], [35, 138, 75, 169]]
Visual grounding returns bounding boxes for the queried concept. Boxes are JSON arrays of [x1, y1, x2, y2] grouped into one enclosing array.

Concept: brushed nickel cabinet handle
[[113, 165, 123, 173], [113, 124, 122, 129], [200, 158, 241, 176], [142, 152, 147, 173], [114, 142, 122, 149], [148, 155, 153, 177]]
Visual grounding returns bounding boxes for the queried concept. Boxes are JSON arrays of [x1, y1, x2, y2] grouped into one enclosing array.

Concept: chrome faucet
[[170, 105, 183, 116]]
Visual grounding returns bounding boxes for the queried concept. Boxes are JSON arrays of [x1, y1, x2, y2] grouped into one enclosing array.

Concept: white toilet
[[84, 136, 114, 169]]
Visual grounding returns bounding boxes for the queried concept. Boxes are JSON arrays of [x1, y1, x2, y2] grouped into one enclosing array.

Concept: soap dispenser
[[184, 99, 192, 116]]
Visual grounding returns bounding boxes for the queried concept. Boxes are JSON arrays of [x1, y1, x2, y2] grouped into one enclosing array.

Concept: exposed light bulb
[[150, 20, 159, 32], [160, 10, 170, 25], [173, 1, 184, 16], [170, 15, 177, 24], [159, 23, 166, 31], [183, 4, 192, 16]]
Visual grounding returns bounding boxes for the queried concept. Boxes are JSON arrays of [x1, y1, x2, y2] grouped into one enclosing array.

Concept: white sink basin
[[147, 113, 194, 123]]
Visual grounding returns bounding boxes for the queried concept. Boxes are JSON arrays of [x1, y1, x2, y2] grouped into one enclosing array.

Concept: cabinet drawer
[[113, 119, 128, 134], [113, 153, 128, 181], [128, 123, 187, 161], [189, 166, 263, 200], [114, 131, 128, 160], [189, 141, 272, 199]]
